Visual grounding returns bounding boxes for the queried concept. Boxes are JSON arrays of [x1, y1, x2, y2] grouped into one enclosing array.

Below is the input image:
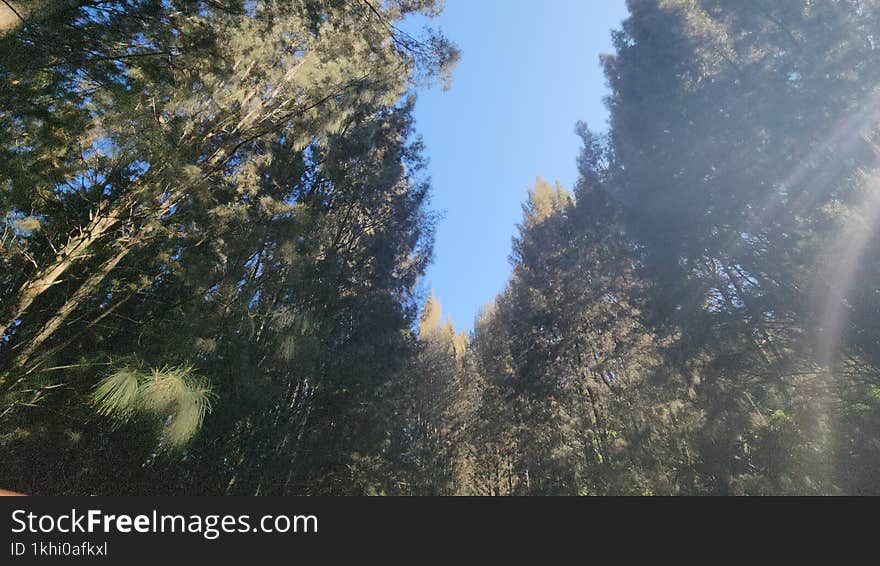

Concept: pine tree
[[0, 0, 457, 495], [603, 0, 880, 493]]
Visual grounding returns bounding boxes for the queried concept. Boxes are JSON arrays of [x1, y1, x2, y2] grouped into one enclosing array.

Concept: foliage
[[92, 364, 214, 450], [2, 0, 880, 496]]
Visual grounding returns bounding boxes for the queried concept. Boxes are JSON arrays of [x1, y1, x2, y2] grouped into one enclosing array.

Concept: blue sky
[[411, 0, 629, 330]]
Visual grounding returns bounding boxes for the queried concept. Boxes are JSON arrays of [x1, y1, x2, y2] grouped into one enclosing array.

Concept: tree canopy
[[2, 0, 879, 495]]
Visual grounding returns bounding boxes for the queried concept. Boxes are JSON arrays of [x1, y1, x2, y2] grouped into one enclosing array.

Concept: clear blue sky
[[410, 0, 629, 330]]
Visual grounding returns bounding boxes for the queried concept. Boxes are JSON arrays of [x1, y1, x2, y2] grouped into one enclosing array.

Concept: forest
[[1, 0, 879, 496]]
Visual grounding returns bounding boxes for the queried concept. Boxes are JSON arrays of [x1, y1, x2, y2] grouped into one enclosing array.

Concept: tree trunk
[[0, 200, 125, 342], [13, 239, 135, 369]]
